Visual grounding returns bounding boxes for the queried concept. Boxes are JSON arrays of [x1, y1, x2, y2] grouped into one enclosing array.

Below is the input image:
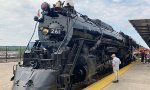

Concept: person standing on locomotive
[[111, 54, 121, 83]]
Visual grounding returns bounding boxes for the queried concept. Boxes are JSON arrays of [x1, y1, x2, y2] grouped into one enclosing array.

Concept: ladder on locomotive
[[58, 39, 84, 90]]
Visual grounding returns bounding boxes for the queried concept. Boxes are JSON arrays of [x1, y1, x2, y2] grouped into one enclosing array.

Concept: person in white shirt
[[111, 54, 121, 83]]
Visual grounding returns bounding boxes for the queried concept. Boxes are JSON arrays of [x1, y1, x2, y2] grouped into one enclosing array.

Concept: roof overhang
[[129, 19, 150, 47]]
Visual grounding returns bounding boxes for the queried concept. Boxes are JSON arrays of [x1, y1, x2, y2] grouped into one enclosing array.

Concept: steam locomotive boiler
[[12, 1, 138, 90]]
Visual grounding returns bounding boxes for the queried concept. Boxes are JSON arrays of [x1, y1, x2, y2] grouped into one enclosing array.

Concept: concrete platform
[[84, 62, 150, 90], [1, 62, 150, 90], [104, 63, 150, 90], [0, 62, 17, 90]]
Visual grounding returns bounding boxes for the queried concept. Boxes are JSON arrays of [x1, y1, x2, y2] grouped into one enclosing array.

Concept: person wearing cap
[[111, 54, 121, 83]]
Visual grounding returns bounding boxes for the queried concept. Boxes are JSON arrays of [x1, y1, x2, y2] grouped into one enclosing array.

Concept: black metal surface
[[12, 1, 139, 90]]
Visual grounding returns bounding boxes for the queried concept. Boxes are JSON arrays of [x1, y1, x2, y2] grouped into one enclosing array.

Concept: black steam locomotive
[[12, 1, 138, 90]]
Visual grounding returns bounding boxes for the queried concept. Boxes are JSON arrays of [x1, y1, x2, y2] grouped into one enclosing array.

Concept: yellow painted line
[[83, 62, 136, 90], [102, 83, 113, 90]]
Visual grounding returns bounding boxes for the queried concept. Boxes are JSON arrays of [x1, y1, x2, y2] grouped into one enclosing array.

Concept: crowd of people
[[140, 50, 150, 64]]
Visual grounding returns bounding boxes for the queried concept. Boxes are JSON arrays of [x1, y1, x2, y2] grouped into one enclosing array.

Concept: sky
[[0, 0, 150, 48]]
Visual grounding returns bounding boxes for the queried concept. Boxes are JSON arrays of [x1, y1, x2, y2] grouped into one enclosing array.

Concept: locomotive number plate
[[51, 29, 61, 34]]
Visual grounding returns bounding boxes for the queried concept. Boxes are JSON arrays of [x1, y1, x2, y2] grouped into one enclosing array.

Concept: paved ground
[[106, 63, 150, 90], [1, 61, 150, 90], [0, 62, 17, 90]]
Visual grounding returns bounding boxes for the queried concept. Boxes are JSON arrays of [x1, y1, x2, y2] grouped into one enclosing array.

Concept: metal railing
[[0, 46, 25, 62]]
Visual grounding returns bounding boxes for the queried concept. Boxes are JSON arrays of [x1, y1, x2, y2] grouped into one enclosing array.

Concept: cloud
[[0, 0, 149, 48], [0, 0, 57, 46], [75, 0, 150, 48], [112, 0, 121, 2]]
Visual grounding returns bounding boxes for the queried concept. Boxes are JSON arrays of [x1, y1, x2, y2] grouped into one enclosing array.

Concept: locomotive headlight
[[42, 28, 49, 35]]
